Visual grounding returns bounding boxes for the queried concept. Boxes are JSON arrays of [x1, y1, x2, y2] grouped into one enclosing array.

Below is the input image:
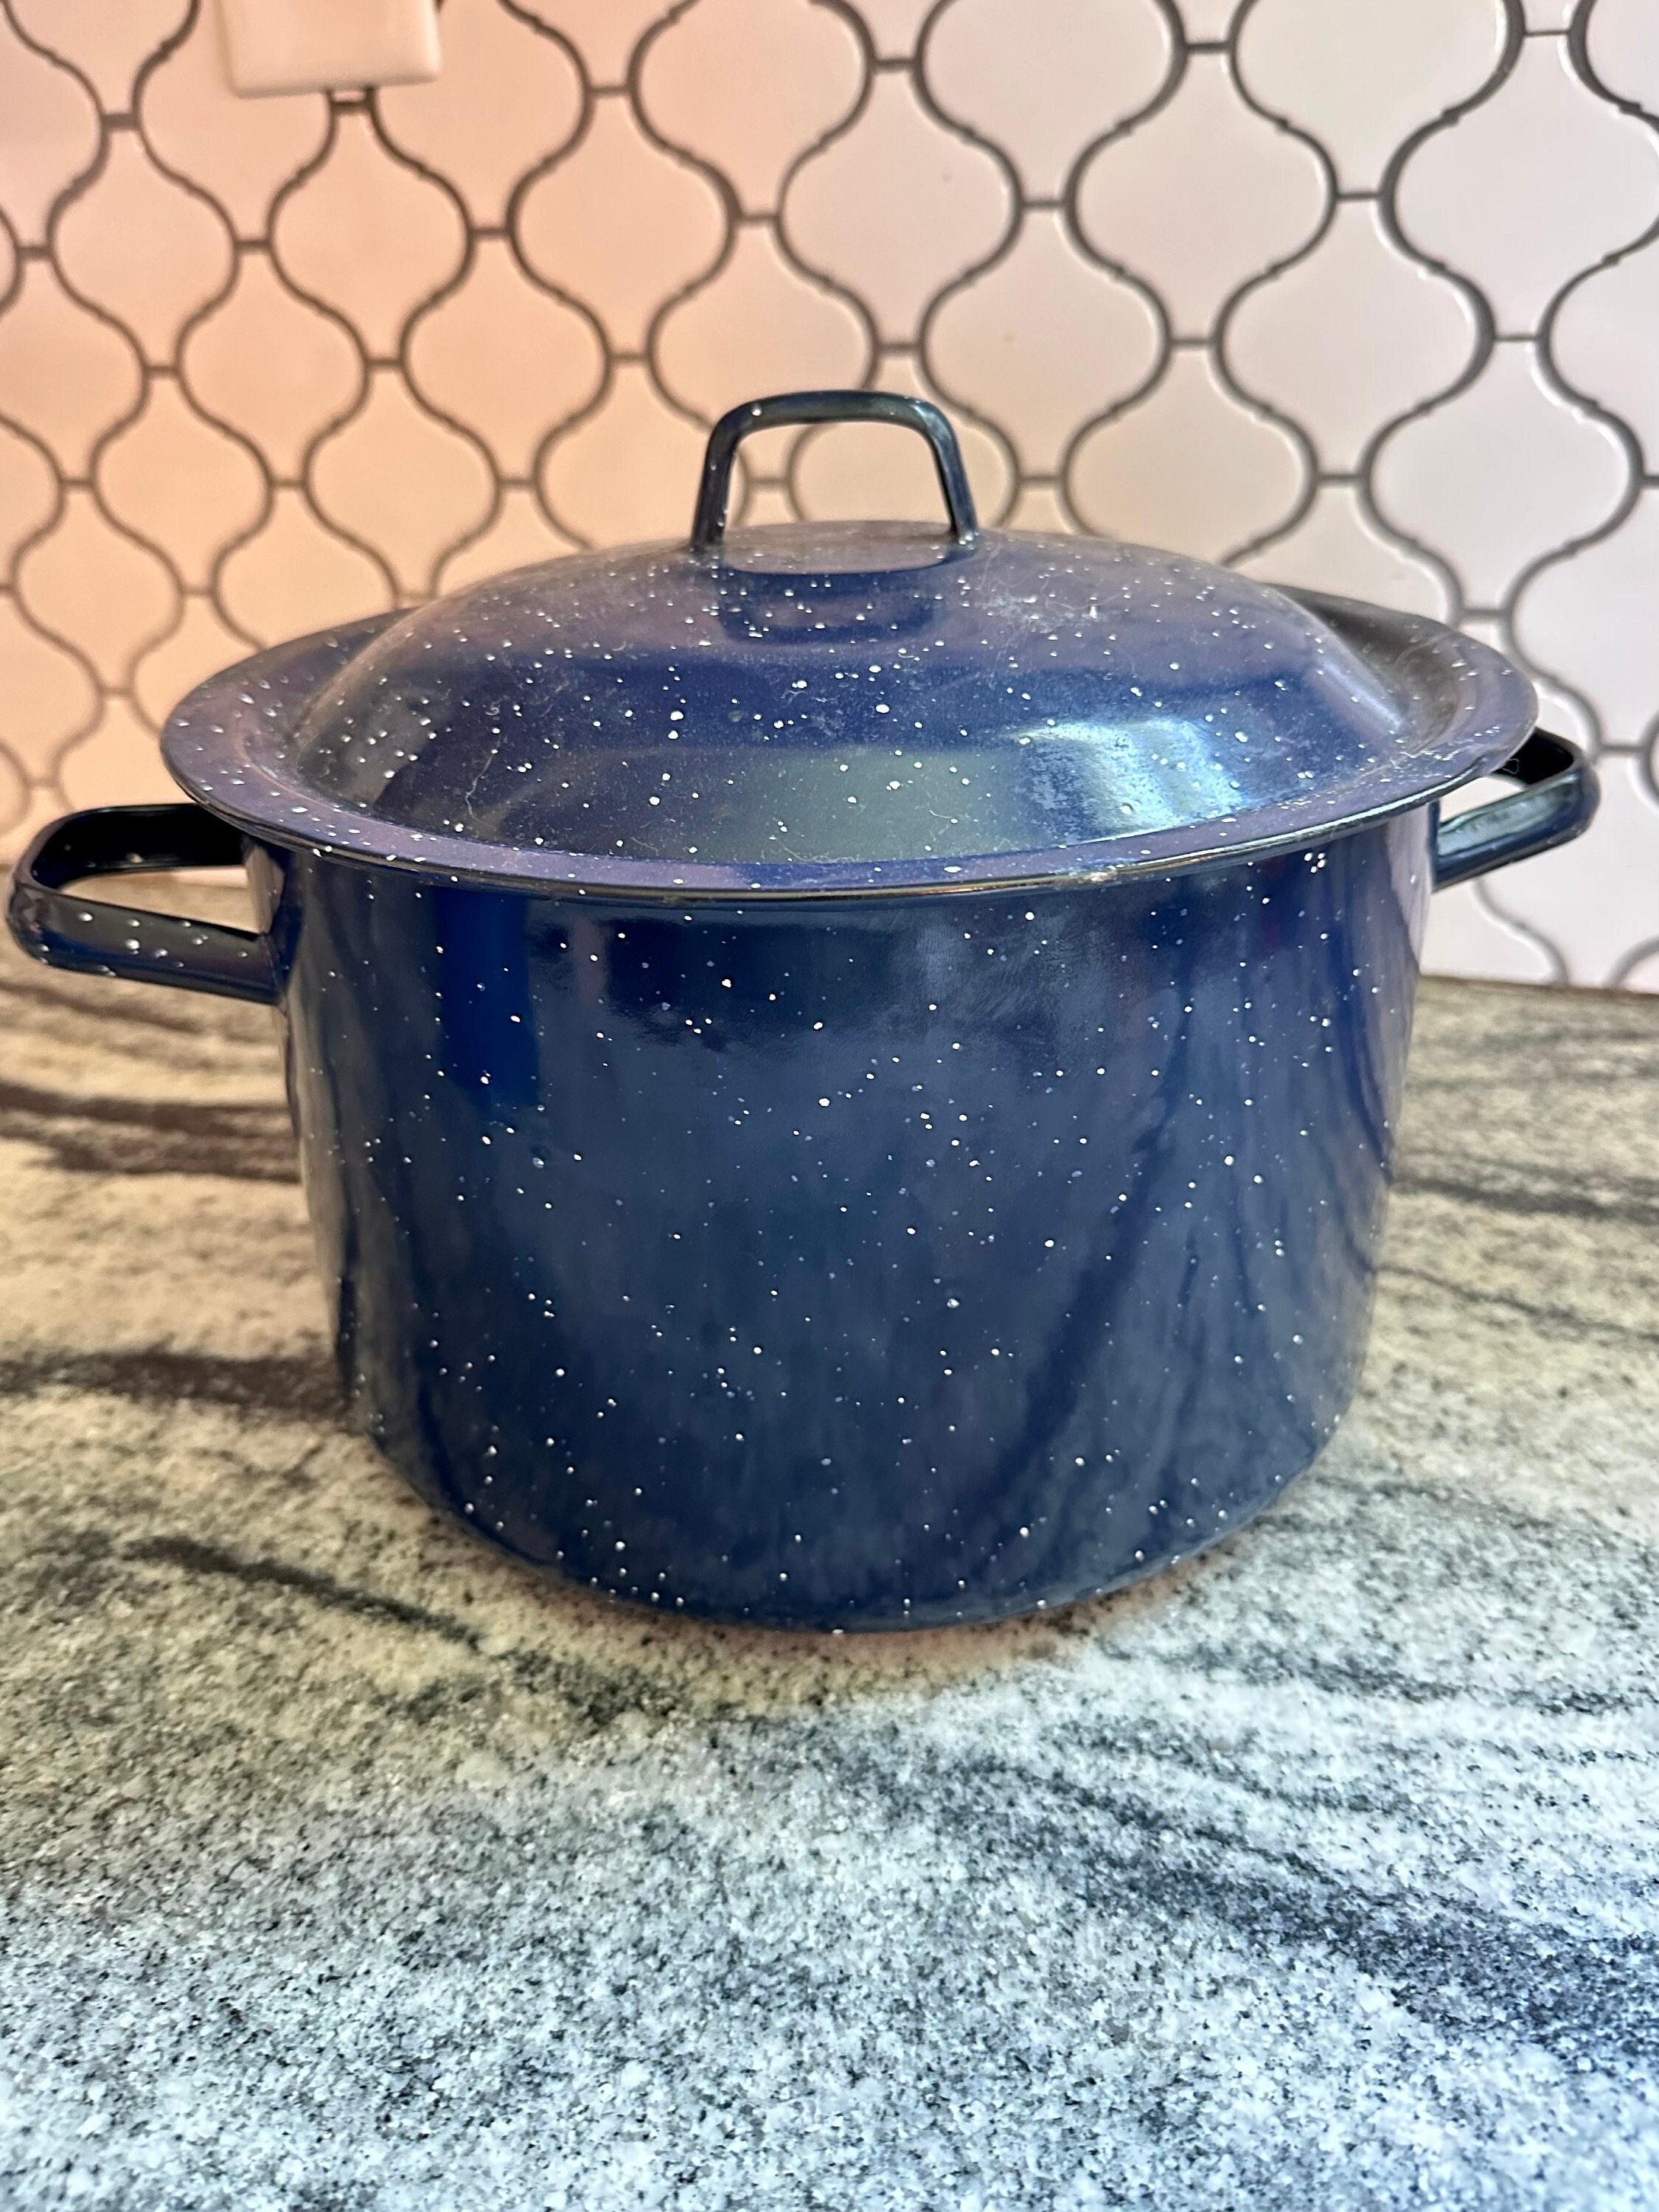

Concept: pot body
[[248, 810, 1430, 1628]]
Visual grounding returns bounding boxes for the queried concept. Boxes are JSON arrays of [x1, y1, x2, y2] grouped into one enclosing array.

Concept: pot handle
[[6, 801, 278, 1004], [1431, 728, 1598, 888], [690, 389, 979, 551]]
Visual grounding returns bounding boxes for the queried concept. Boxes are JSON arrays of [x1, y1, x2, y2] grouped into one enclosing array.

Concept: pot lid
[[165, 390, 1534, 900]]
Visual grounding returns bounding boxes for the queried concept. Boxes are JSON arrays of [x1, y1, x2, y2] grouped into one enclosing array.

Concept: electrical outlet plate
[[219, 0, 440, 96]]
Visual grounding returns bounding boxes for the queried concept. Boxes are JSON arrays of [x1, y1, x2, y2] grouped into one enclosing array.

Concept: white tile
[[180, 249, 364, 480], [1613, 941, 1659, 992], [378, 0, 582, 227], [1371, 341, 1631, 610], [97, 378, 265, 589], [435, 490, 577, 594], [1396, 35, 1659, 335], [922, 0, 1172, 201], [139, 2, 327, 241], [1172, 0, 1244, 38], [1239, 0, 1506, 192], [271, 109, 465, 358], [131, 594, 251, 727], [1074, 53, 1325, 339], [515, 92, 727, 355], [793, 349, 1013, 527], [0, 595, 98, 776], [782, 71, 1012, 345], [52, 131, 233, 367], [1514, 489, 1659, 750], [60, 695, 181, 810], [1585, 0, 1659, 114], [1549, 234, 1659, 470], [846, 0, 936, 63], [1480, 753, 1659, 986], [539, 362, 708, 545], [10, 0, 188, 110], [1421, 880, 1560, 983], [1225, 202, 1478, 473], [1067, 349, 1307, 560], [639, 0, 865, 219], [310, 369, 493, 596], [1006, 482, 1074, 532], [406, 238, 605, 479], [0, 739, 24, 841], [0, 7, 99, 247], [217, 487, 393, 645], [15, 490, 178, 687], [1237, 485, 1453, 619], [1523, 0, 1574, 26], [924, 210, 1160, 476], [0, 422, 58, 574], [517, 0, 675, 86], [655, 224, 870, 425], [219, 0, 438, 97]]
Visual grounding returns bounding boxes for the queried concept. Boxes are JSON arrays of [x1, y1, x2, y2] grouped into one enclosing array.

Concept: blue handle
[[1432, 728, 1598, 888], [691, 389, 979, 551], [6, 802, 278, 1004]]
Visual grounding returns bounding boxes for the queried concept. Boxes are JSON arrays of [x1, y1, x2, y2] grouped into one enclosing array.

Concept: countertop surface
[[1, 899, 1657, 2212]]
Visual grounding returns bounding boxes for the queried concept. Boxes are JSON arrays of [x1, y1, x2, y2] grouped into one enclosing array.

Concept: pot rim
[[162, 589, 1536, 903]]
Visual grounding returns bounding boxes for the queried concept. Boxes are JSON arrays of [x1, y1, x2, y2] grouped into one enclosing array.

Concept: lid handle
[[690, 390, 979, 552]]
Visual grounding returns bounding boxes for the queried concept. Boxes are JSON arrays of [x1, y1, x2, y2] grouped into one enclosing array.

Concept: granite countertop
[[2, 895, 1657, 2211]]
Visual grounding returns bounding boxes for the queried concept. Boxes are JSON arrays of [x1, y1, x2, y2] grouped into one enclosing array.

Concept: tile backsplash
[[1, 0, 1656, 988]]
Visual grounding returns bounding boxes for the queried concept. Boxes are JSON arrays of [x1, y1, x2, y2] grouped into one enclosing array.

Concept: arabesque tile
[[783, 72, 1012, 345], [179, 249, 363, 479], [59, 694, 180, 808], [1397, 35, 1659, 334], [16, 490, 178, 686], [1075, 52, 1325, 339], [540, 362, 707, 544], [0, 7, 100, 246], [0, 594, 98, 773], [1238, 0, 1505, 194], [1550, 237, 1659, 467], [655, 226, 871, 428], [138, 2, 327, 242], [407, 239, 605, 479], [923, 0, 1172, 201], [1068, 350, 1306, 560], [53, 130, 232, 366], [640, 0, 865, 218], [10, 0, 187, 111], [310, 369, 493, 597], [1372, 341, 1630, 610], [925, 211, 1160, 476], [515, 93, 726, 354], [272, 109, 465, 358], [131, 593, 253, 726], [97, 378, 265, 588], [436, 489, 577, 594], [1514, 490, 1659, 751], [379, 0, 583, 227], [1225, 201, 1478, 473], [216, 488, 393, 646], [1237, 485, 1452, 619]]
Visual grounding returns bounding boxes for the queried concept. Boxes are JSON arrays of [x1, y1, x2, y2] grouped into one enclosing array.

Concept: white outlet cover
[[219, 0, 441, 96]]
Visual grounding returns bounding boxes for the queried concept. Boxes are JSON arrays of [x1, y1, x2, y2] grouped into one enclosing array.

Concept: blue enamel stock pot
[[8, 392, 1596, 1629]]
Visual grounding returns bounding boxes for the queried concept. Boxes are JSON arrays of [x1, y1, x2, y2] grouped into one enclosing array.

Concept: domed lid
[[165, 390, 1534, 900]]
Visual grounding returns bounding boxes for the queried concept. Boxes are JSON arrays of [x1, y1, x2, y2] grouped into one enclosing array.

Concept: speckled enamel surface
[[1, 905, 1656, 2210], [261, 815, 1427, 1627], [161, 528, 1534, 899]]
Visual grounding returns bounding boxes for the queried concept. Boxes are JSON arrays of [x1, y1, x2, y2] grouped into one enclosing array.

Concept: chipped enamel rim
[[163, 592, 1537, 904]]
